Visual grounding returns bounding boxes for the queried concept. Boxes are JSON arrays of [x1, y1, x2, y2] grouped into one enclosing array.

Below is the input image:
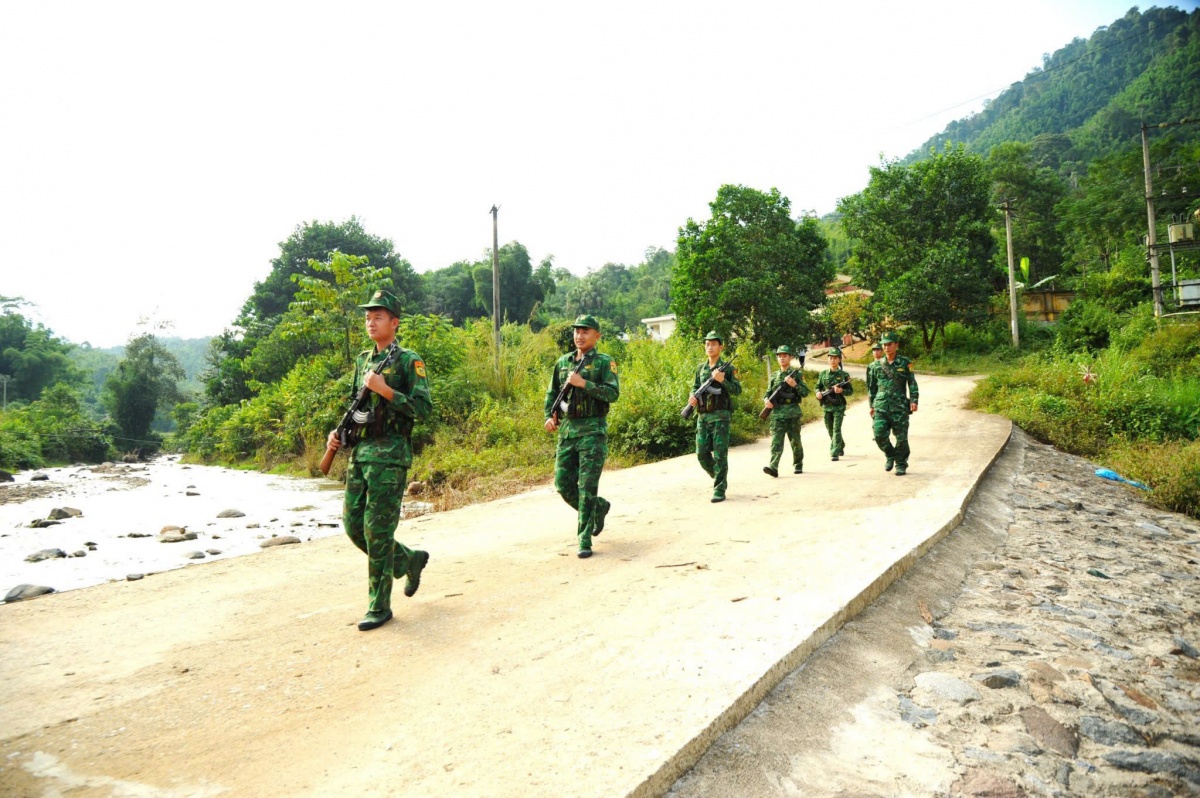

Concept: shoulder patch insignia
[[609, 360, 617, 374], [414, 360, 426, 378]]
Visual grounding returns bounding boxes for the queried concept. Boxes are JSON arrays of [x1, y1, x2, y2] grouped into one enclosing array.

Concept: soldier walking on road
[[689, 331, 742, 503], [544, 315, 620, 559], [869, 331, 919, 476], [326, 289, 433, 632], [865, 341, 883, 413], [816, 347, 853, 461], [762, 345, 809, 477]]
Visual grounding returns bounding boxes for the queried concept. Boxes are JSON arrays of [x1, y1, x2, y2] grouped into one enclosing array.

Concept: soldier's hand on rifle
[[363, 371, 392, 398], [544, 416, 560, 433], [712, 369, 725, 383], [566, 371, 587, 388], [326, 430, 341, 452], [785, 376, 797, 387], [688, 395, 700, 408], [833, 385, 843, 394], [764, 400, 774, 410]]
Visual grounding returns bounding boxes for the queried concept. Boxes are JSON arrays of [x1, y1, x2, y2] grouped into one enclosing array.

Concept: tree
[[838, 145, 995, 351], [0, 310, 80, 404], [104, 333, 185, 445], [673, 185, 831, 354], [422, 260, 482, 324], [986, 141, 1068, 285], [471, 242, 546, 325]]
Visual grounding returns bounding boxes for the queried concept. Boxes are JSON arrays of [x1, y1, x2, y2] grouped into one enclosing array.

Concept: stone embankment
[[670, 428, 1200, 797]]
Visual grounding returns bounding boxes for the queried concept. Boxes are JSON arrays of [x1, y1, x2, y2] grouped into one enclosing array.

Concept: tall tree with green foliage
[[104, 333, 185, 445], [838, 145, 995, 352], [0, 308, 80, 404], [986, 141, 1068, 284], [470, 242, 547, 325], [673, 185, 830, 353]]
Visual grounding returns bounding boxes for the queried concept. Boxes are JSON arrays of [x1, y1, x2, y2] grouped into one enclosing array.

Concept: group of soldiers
[[326, 290, 918, 631]]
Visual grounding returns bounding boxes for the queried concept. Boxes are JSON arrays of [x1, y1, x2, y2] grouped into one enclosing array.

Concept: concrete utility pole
[[490, 205, 501, 371], [1142, 123, 1165, 318], [1002, 200, 1020, 348], [0, 374, 9, 411]]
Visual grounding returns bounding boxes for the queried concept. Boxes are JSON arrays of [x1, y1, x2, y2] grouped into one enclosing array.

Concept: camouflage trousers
[[555, 432, 609, 550], [768, 414, 803, 471], [696, 411, 731, 497], [873, 408, 911, 467], [344, 460, 417, 614], [823, 406, 846, 456]]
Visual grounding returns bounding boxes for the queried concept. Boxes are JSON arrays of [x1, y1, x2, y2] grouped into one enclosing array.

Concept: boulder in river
[[48, 507, 83, 520], [217, 509, 246, 518], [5, 584, 55, 602], [25, 548, 68, 563], [259, 536, 301, 548]]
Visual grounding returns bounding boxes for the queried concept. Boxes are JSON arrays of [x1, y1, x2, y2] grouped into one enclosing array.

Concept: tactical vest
[[560, 354, 610, 419]]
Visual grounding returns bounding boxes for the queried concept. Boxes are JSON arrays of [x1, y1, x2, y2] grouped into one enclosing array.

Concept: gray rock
[[217, 509, 246, 518], [259, 536, 301, 548], [1173, 635, 1199, 659], [957, 771, 1024, 798], [1078, 716, 1144, 747], [184, 551, 205, 560], [159, 530, 198, 543], [1020, 706, 1079, 757], [5, 584, 55, 602], [913, 672, 980, 706], [71, 550, 86, 558], [126, 532, 153, 538], [186, 491, 200, 497], [0, 469, 13, 482], [1103, 750, 1200, 785], [897, 696, 937, 728], [126, 573, 144, 581], [31, 473, 49, 481], [48, 507, 82, 519], [972, 668, 1021, 689], [30, 519, 62, 529], [25, 548, 67, 563]]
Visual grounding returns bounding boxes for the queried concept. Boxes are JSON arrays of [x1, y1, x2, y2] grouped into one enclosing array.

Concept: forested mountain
[[909, 6, 1200, 167]]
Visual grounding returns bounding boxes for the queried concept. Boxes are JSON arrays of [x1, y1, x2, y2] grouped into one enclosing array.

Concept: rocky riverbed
[[670, 428, 1200, 797], [0, 457, 429, 601]]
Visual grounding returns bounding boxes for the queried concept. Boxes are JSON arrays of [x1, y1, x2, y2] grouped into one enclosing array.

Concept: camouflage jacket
[[544, 348, 620, 439], [764, 369, 809, 419], [816, 368, 853, 408], [869, 354, 919, 414], [692, 360, 742, 415], [348, 343, 433, 466]]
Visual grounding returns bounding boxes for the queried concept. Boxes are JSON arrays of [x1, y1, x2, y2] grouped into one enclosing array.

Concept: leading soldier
[[869, 331, 919, 475], [326, 289, 433, 631], [688, 331, 742, 502], [544, 315, 620, 559]]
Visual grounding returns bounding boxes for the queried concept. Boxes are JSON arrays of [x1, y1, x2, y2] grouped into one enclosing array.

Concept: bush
[[1106, 438, 1200, 518]]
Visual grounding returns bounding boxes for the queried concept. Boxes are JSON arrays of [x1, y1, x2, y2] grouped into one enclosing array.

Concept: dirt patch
[[0, 482, 64, 506]]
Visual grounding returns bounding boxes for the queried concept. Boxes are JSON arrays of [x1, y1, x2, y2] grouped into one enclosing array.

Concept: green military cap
[[704, 330, 723, 343], [871, 341, 883, 350], [571, 314, 600, 331], [774, 345, 792, 355], [359, 288, 401, 316], [828, 346, 843, 357], [880, 332, 899, 344]]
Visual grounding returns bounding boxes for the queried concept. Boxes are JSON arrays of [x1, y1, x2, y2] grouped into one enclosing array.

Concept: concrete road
[[0, 372, 1008, 797]]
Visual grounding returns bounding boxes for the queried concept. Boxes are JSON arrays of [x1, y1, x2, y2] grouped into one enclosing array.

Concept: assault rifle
[[681, 359, 735, 420], [816, 378, 851, 405], [549, 350, 588, 423], [319, 343, 399, 476], [758, 369, 803, 420]]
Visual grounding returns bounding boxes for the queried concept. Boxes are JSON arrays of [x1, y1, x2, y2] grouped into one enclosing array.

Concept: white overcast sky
[[0, 0, 1179, 347]]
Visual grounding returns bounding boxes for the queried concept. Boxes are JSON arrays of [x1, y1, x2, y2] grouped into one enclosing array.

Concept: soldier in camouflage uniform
[[869, 331, 919, 476], [762, 345, 809, 477], [689, 331, 742, 503], [544, 315, 620, 558], [326, 289, 433, 631], [864, 341, 883, 411], [815, 347, 853, 461]]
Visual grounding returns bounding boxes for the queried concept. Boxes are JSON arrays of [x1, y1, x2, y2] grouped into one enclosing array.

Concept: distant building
[[641, 314, 676, 341]]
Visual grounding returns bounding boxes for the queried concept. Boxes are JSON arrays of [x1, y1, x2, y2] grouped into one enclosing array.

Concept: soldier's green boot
[[594, 498, 610, 538], [711, 492, 725, 503], [895, 465, 907, 476], [358, 608, 393, 631], [404, 550, 430, 598], [885, 458, 894, 472]]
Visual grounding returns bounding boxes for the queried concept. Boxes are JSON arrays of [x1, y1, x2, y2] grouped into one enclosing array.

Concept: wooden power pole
[[1141, 124, 1165, 318], [1002, 199, 1020, 348], [490, 205, 501, 370]]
